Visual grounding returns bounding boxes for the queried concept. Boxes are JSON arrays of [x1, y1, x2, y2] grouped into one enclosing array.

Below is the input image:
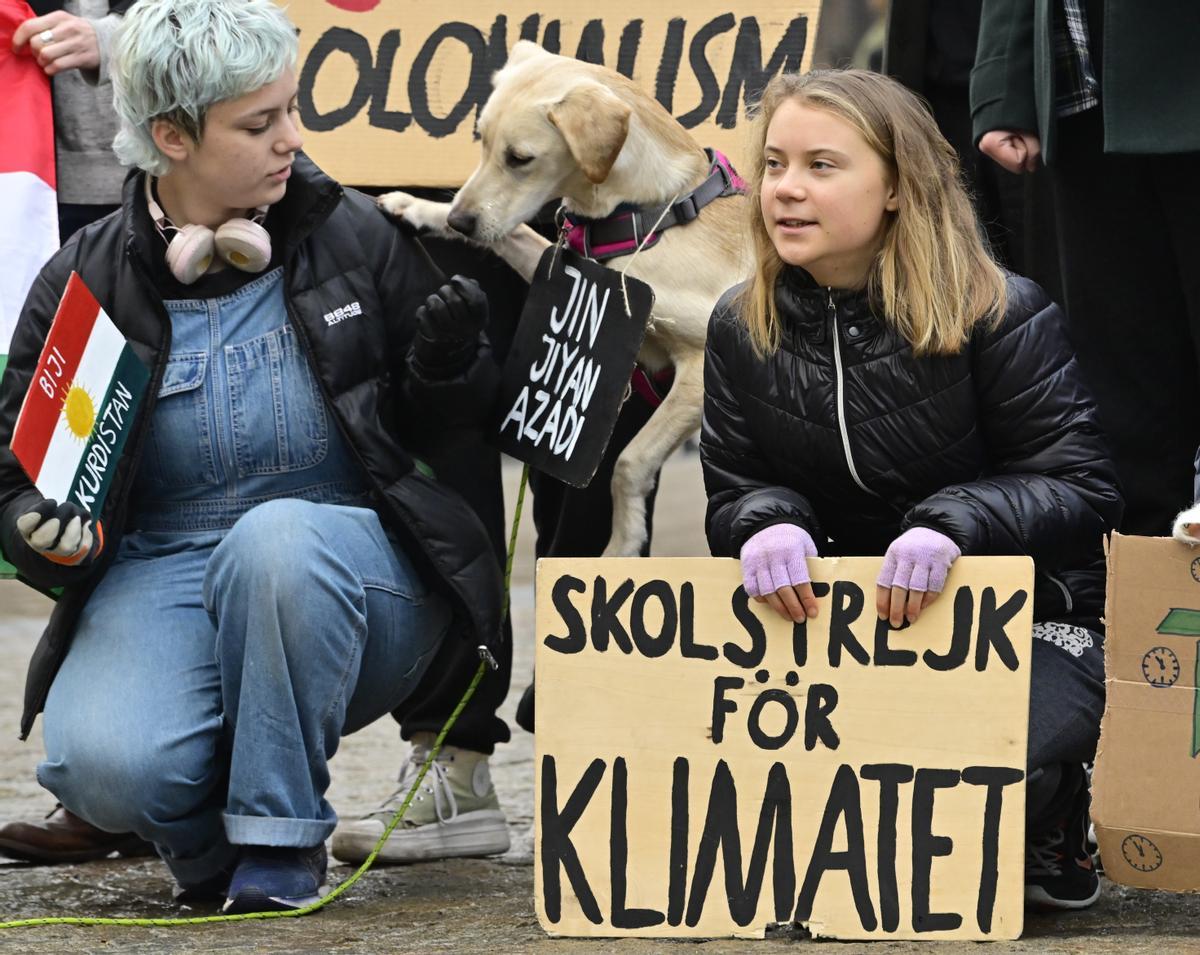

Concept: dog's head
[[448, 41, 633, 243]]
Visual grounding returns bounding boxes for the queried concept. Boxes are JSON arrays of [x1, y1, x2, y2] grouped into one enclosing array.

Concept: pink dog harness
[[563, 148, 746, 262], [560, 148, 744, 410]]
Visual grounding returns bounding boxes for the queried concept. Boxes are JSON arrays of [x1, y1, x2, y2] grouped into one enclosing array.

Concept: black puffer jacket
[[0, 156, 502, 738], [701, 268, 1122, 627]]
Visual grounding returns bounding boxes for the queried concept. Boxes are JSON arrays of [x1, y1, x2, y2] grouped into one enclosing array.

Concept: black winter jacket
[[0, 156, 503, 739], [701, 268, 1122, 627]]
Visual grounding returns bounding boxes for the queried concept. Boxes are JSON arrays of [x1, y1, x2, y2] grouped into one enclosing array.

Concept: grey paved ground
[[0, 450, 1196, 953]]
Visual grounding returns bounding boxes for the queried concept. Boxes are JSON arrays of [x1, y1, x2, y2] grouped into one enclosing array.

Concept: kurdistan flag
[[10, 273, 148, 517], [0, 0, 58, 354]]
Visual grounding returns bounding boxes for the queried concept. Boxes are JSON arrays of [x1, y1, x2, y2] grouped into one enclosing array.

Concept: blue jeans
[[37, 499, 451, 887]]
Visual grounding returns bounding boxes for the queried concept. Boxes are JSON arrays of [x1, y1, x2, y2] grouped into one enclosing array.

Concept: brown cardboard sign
[[534, 556, 1034, 939], [1094, 534, 1200, 890], [286, 0, 822, 186]]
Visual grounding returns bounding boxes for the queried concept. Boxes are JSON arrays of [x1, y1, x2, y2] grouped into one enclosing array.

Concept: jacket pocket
[[226, 324, 328, 476], [141, 351, 218, 488]]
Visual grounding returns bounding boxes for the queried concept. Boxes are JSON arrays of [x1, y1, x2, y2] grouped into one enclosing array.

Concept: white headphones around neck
[[144, 176, 271, 285]]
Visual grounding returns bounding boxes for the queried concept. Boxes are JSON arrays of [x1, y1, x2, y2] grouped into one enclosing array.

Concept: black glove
[[15, 498, 102, 566], [417, 275, 488, 341], [412, 275, 489, 374]]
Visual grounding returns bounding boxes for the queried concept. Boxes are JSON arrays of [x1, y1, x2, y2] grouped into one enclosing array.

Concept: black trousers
[[1026, 624, 1105, 832], [1051, 109, 1200, 535], [531, 392, 662, 559]]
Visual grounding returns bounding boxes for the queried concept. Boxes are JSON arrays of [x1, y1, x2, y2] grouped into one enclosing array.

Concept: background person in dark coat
[[701, 69, 1121, 911], [883, 0, 1061, 302], [972, 0, 1200, 536]]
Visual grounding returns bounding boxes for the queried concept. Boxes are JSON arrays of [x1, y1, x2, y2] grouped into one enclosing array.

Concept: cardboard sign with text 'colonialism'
[[535, 556, 1034, 940], [493, 246, 653, 487], [285, 0, 821, 186]]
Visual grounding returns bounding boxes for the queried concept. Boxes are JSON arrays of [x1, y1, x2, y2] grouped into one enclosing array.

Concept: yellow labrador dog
[[381, 41, 749, 557]]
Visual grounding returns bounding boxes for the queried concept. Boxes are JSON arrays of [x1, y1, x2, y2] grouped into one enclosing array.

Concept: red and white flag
[[11, 273, 148, 516], [0, 0, 58, 353]]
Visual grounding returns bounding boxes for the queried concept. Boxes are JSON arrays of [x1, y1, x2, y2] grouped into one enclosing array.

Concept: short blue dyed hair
[[111, 0, 299, 175]]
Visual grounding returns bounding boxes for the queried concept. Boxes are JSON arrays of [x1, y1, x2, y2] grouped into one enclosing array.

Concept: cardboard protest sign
[[535, 556, 1034, 940], [285, 0, 821, 186], [10, 273, 148, 518], [494, 246, 653, 487], [1093, 534, 1200, 891]]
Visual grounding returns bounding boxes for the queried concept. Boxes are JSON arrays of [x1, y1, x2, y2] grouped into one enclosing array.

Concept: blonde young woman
[[700, 70, 1121, 911]]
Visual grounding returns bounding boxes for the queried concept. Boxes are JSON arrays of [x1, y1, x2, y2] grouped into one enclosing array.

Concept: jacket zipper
[[828, 289, 874, 496]]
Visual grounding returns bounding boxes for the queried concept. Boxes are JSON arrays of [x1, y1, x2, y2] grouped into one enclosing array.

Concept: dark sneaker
[[222, 844, 327, 914], [1025, 782, 1101, 911]]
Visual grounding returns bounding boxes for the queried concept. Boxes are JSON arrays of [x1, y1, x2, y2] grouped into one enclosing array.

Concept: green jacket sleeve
[[970, 0, 1039, 142]]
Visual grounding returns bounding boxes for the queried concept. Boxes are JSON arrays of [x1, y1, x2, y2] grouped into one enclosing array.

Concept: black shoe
[[1025, 781, 1101, 910], [222, 844, 327, 914]]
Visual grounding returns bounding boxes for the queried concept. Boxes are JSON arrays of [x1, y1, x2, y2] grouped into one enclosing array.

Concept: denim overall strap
[[128, 268, 371, 533]]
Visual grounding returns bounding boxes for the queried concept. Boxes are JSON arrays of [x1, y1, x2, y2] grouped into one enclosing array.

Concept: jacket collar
[[777, 266, 874, 338]]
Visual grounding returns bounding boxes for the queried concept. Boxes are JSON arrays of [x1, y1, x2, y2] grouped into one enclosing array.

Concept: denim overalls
[[37, 269, 451, 887]]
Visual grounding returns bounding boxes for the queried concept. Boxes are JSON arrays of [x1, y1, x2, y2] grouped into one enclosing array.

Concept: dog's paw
[[1173, 503, 1200, 545], [601, 535, 644, 558], [377, 191, 450, 233], [377, 190, 418, 220]]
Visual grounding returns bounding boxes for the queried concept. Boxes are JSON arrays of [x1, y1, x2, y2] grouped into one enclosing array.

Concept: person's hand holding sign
[[739, 523, 820, 622], [12, 12, 101, 77], [876, 527, 961, 627], [16, 499, 103, 567]]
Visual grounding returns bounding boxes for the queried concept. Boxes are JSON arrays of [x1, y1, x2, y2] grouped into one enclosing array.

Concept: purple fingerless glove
[[739, 524, 818, 598], [877, 527, 961, 593]]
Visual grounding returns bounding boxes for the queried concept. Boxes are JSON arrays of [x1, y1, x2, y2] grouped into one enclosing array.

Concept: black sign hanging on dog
[[493, 245, 654, 487]]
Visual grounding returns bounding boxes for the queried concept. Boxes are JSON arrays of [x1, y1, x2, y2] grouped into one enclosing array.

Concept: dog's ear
[[548, 83, 632, 184]]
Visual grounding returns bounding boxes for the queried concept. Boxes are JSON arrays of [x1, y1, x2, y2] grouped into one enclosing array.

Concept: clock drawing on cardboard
[[1121, 834, 1163, 873], [1191, 557, 1200, 583], [1142, 646, 1182, 688]]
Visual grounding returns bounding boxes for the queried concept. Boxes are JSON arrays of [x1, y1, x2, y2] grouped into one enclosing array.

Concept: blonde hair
[[739, 69, 1007, 357]]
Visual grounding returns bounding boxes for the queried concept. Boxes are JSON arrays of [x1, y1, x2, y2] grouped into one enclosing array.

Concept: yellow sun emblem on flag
[[61, 383, 97, 441]]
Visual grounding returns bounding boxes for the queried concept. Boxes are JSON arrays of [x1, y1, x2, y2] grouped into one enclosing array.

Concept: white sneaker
[[332, 733, 510, 865]]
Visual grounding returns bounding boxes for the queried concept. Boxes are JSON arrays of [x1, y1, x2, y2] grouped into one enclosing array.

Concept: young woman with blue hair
[[0, 0, 502, 912]]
